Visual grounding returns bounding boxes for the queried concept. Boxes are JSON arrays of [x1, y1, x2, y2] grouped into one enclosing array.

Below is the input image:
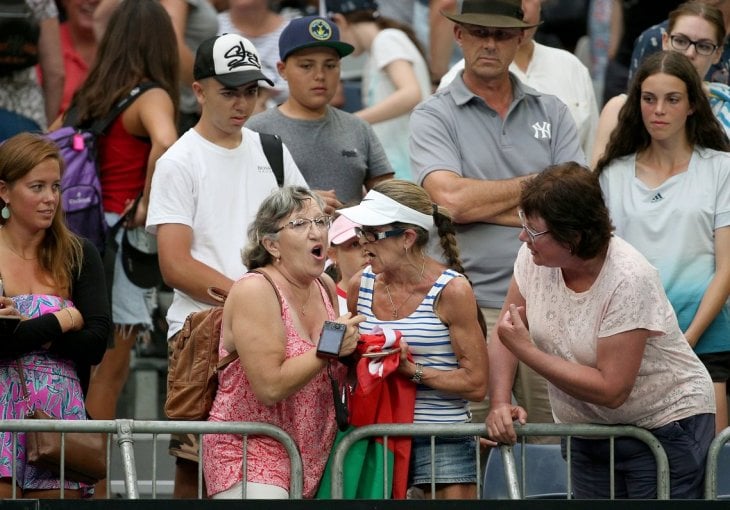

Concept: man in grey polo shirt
[[410, 0, 585, 431]]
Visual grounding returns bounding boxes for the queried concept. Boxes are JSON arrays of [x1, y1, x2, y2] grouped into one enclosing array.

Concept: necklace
[[383, 258, 426, 320], [5, 245, 37, 261], [299, 283, 313, 316], [0, 231, 37, 261], [276, 268, 314, 316]]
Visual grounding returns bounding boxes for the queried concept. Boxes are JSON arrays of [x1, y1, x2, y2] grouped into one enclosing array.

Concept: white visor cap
[[338, 190, 434, 231]]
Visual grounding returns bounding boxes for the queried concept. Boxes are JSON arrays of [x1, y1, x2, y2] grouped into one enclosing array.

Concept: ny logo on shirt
[[532, 121, 552, 139]]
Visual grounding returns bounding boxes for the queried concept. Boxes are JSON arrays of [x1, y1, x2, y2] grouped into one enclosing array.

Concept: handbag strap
[[14, 359, 32, 416], [109, 191, 144, 239]]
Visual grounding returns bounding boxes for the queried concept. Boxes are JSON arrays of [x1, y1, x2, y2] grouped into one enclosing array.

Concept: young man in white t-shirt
[[145, 33, 308, 499]]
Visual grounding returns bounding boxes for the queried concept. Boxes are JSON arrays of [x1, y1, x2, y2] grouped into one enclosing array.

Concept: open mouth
[[311, 245, 324, 259]]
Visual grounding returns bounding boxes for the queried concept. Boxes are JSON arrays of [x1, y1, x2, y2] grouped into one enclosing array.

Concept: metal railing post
[[116, 419, 139, 499]]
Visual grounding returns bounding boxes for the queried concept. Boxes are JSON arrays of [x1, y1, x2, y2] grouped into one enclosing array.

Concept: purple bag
[[48, 127, 107, 253], [47, 82, 158, 253]]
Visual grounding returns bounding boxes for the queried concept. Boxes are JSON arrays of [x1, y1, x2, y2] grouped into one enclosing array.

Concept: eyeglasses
[[277, 215, 332, 233], [460, 25, 522, 42], [354, 226, 406, 243], [669, 34, 718, 56], [518, 210, 550, 243]]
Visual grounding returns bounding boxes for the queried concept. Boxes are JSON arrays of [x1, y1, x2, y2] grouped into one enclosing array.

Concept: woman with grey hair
[[201, 186, 364, 499]]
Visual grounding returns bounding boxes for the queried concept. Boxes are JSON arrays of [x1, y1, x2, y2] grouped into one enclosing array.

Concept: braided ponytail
[[432, 203, 487, 338], [432, 203, 466, 274]]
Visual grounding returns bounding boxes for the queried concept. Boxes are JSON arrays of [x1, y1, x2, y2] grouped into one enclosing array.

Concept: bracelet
[[64, 308, 75, 330], [410, 363, 423, 384]]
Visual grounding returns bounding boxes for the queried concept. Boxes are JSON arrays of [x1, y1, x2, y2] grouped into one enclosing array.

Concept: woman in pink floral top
[[202, 187, 364, 499]]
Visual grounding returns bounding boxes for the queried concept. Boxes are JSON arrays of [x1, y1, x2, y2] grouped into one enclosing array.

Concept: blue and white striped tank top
[[357, 267, 469, 424]]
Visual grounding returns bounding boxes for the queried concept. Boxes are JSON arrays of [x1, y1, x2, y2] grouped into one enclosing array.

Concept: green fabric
[[316, 427, 395, 499]]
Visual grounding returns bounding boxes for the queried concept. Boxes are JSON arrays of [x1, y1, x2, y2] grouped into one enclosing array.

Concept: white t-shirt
[[513, 237, 715, 429], [364, 28, 431, 181], [146, 127, 308, 337]]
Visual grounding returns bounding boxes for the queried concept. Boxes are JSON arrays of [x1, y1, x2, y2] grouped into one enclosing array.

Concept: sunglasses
[[354, 226, 406, 243], [460, 25, 522, 41]]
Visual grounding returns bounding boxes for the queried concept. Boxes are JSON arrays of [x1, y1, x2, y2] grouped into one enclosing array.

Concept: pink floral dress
[[0, 294, 92, 496], [203, 273, 342, 498]]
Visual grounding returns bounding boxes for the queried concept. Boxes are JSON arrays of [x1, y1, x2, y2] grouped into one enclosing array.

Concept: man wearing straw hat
[[409, 0, 585, 438]]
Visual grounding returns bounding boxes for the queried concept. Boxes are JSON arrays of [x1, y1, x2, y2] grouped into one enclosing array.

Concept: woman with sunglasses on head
[[592, 1, 730, 167], [339, 179, 488, 500], [487, 162, 715, 499], [202, 186, 364, 499], [595, 49, 730, 435]]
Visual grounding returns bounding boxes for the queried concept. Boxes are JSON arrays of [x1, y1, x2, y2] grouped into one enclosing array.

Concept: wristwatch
[[410, 363, 423, 384]]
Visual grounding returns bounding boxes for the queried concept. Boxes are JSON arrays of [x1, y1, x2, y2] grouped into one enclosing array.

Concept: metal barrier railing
[[1, 418, 118, 499], [704, 426, 730, 499], [328, 423, 671, 500], [0, 419, 303, 499]]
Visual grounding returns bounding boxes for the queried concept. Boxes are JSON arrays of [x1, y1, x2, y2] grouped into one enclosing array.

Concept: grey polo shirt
[[410, 73, 585, 308]]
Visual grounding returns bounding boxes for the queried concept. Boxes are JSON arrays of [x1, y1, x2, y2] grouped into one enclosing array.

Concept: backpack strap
[[211, 285, 237, 371], [65, 82, 160, 133], [259, 133, 284, 187], [215, 269, 280, 372], [250, 268, 332, 313], [217, 270, 333, 371], [250, 268, 283, 305]]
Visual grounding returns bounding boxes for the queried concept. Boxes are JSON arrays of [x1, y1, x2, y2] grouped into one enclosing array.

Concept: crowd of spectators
[[0, 0, 727, 502]]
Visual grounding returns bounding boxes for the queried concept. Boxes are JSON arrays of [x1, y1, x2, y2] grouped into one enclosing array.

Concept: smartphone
[[361, 347, 402, 358], [316, 321, 346, 359], [0, 316, 20, 338]]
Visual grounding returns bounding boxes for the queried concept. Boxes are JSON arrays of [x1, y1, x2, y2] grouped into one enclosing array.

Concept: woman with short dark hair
[[487, 162, 715, 499]]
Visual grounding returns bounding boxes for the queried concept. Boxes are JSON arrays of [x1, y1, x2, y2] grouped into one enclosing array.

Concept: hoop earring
[[1, 205, 9, 220]]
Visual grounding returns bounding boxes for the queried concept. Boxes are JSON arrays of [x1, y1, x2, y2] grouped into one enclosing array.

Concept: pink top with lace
[[202, 272, 341, 498]]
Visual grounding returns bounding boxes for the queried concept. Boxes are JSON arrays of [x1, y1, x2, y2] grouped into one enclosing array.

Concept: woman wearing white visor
[[338, 179, 488, 499]]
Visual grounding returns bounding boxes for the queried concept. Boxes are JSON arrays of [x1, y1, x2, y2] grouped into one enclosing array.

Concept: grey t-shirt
[[247, 106, 393, 204], [410, 74, 585, 308]]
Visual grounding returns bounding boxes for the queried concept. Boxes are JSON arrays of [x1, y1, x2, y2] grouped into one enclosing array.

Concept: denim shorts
[[410, 435, 478, 486], [105, 212, 156, 329]]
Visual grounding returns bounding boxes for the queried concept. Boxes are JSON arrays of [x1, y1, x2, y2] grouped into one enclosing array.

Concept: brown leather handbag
[[16, 360, 106, 484]]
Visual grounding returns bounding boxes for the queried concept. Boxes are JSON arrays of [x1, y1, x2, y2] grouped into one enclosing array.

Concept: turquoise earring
[[1, 205, 9, 220]]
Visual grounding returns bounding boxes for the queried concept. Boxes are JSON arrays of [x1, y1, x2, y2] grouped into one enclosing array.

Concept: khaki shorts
[[169, 432, 199, 462]]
